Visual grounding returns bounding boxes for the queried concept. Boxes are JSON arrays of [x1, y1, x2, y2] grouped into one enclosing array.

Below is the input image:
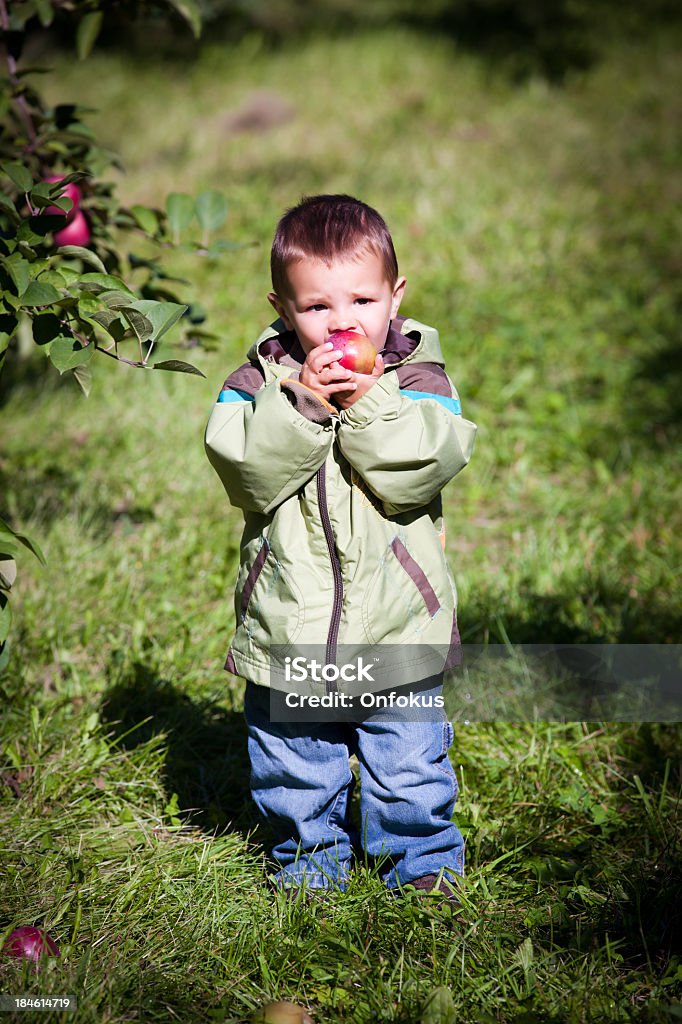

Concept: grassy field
[[1, 22, 681, 1023]]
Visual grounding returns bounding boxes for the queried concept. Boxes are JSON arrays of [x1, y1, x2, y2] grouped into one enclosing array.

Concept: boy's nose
[[330, 311, 356, 332]]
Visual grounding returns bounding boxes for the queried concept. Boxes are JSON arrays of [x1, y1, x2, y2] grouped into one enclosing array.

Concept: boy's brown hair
[[271, 194, 399, 297]]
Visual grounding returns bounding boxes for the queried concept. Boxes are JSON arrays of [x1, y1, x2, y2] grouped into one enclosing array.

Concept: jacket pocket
[[390, 537, 441, 616], [362, 536, 443, 645], [236, 538, 305, 648], [240, 539, 270, 621]]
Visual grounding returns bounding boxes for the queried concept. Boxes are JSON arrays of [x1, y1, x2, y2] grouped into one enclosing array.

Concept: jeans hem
[[271, 865, 351, 891]]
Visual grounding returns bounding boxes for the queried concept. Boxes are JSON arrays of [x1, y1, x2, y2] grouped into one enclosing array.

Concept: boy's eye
[[355, 298, 372, 305], [306, 304, 327, 312]]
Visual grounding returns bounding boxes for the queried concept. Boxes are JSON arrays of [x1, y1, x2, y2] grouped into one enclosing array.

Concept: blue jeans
[[243, 679, 464, 890]]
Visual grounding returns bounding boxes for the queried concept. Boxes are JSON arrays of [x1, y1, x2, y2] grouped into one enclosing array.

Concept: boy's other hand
[[300, 342, 357, 402], [333, 353, 384, 410]]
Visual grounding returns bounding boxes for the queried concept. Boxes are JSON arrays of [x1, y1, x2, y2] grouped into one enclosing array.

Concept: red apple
[[54, 210, 91, 247], [329, 330, 377, 374], [44, 175, 81, 223], [2, 926, 60, 962]]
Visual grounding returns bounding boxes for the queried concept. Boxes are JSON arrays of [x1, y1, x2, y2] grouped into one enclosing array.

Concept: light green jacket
[[205, 317, 477, 689]]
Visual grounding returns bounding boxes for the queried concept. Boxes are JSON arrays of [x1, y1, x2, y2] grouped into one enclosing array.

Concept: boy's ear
[[268, 291, 293, 329], [390, 276, 407, 319]]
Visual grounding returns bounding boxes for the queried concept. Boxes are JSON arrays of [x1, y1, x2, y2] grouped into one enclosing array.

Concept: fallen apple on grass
[[2, 926, 60, 962], [329, 330, 377, 375], [251, 1000, 314, 1023]]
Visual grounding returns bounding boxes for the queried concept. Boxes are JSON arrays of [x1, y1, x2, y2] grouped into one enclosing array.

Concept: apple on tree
[[53, 210, 91, 247], [42, 174, 91, 247], [43, 175, 81, 223]]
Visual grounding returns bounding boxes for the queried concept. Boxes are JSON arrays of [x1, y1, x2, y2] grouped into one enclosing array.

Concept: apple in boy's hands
[[329, 331, 377, 374]]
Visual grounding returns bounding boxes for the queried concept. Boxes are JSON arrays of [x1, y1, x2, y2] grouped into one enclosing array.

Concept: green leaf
[[29, 182, 54, 200], [128, 253, 160, 271], [16, 242, 37, 260], [21, 280, 61, 307], [0, 594, 11, 645], [101, 290, 137, 309], [72, 362, 92, 397], [186, 302, 206, 324], [77, 294, 102, 317], [38, 270, 67, 289], [34, 0, 54, 26], [55, 265, 82, 287], [76, 11, 103, 60], [166, 193, 195, 240], [31, 192, 73, 216], [53, 170, 89, 189], [195, 190, 228, 234], [0, 517, 47, 566], [153, 359, 205, 378], [420, 986, 456, 1024], [0, 636, 9, 674], [88, 309, 123, 336], [129, 205, 159, 235], [129, 300, 187, 342], [49, 335, 94, 374], [0, 193, 20, 222], [0, 558, 17, 590], [119, 307, 154, 343], [57, 245, 107, 273], [0, 314, 18, 353], [1, 161, 32, 192], [30, 183, 73, 216], [78, 273, 135, 295], [53, 105, 79, 130], [97, 319, 125, 343], [2, 254, 32, 296], [167, 0, 202, 37], [14, 65, 51, 77], [32, 313, 63, 345], [184, 326, 218, 349], [19, 218, 54, 243]]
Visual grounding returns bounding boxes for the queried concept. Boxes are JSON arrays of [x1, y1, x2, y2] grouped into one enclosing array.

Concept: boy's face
[[268, 249, 406, 356]]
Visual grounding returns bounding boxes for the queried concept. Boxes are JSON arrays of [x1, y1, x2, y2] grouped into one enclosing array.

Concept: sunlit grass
[[2, 22, 681, 1023]]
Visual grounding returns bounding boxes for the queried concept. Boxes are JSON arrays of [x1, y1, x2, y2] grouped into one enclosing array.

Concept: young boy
[[205, 195, 476, 899]]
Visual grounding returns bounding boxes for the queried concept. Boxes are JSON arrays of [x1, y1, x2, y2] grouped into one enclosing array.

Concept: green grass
[[1, 23, 681, 1023]]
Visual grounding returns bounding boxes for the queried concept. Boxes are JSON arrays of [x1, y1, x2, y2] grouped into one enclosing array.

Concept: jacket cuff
[[338, 373, 400, 428], [280, 379, 337, 424]]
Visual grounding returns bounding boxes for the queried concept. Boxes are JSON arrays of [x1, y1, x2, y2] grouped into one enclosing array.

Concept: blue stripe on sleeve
[[401, 390, 461, 416], [217, 388, 255, 403]]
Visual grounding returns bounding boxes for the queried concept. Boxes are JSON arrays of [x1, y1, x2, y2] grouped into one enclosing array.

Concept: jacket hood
[[247, 316, 446, 372]]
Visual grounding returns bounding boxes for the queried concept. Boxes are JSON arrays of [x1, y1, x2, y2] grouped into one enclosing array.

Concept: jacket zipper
[[317, 462, 343, 693]]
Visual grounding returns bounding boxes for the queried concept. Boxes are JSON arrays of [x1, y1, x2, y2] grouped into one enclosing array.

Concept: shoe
[[403, 873, 461, 906]]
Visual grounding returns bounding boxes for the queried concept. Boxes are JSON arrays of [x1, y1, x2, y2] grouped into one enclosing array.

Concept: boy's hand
[[333, 353, 384, 410], [299, 342, 357, 403]]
